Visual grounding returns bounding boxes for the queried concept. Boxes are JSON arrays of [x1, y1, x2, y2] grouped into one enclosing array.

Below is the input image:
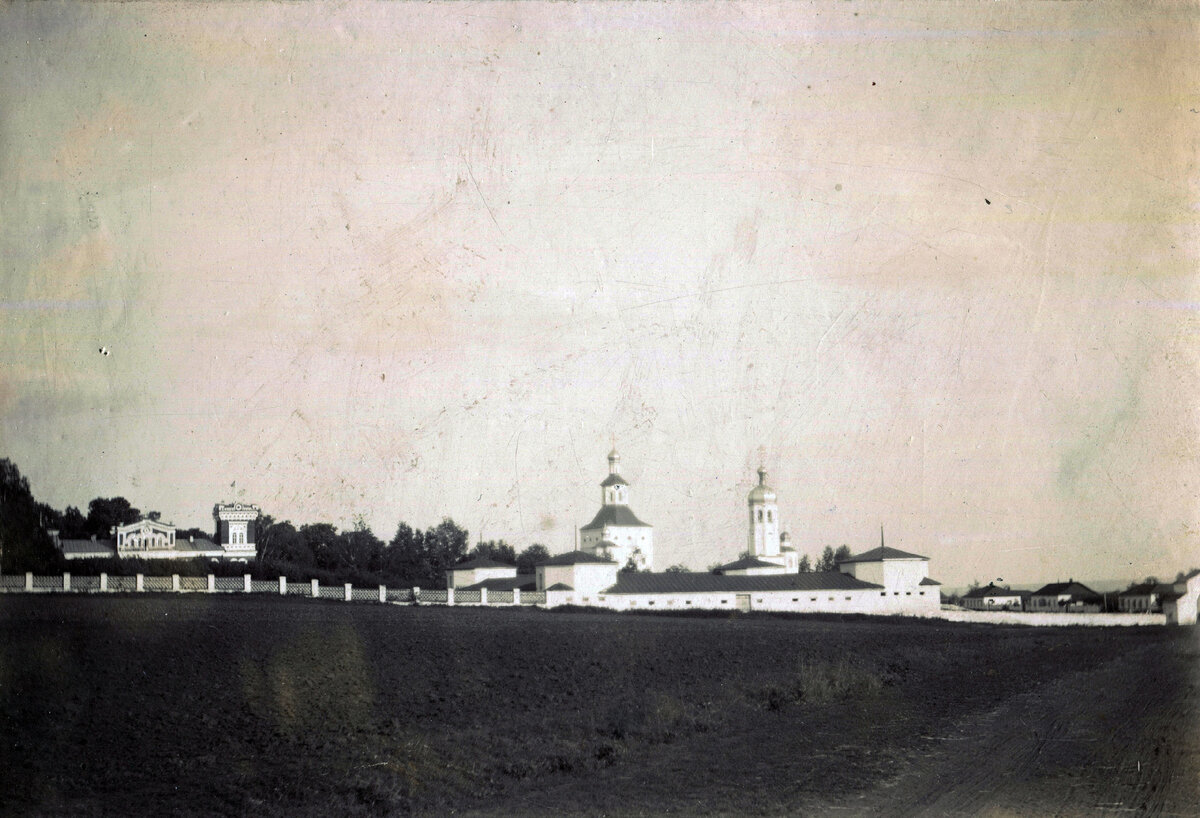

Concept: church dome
[[747, 467, 776, 503]]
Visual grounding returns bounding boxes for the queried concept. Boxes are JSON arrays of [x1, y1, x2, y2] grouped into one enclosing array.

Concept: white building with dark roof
[[52, 502, 260, 562], [536, 550, 620, 594], [446, 557, 519, 589], [578, 449, 653, 571]]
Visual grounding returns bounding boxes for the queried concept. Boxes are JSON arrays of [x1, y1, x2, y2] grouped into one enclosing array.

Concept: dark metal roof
[[600, 473, 628, 487], [59, 539, 117, 556], [919, 577, 943, 586], [602, 571, 883, 595], [450, 557, 516, 571], [961, 583, 1025, 598], [1030, 581, 1102, 601], [460, 576, 538, 592], [545, 583, 574, 591], [714, 557, 786, 572], [580, 504, 651, 531], [1118, 582, 1175, 598], [839, 546, 928, 564], [539, 550, 619, 566]]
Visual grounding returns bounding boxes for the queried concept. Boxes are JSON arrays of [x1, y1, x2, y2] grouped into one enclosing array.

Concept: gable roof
[[1119, 582, 1176, 598], [839, 546, 928, 564], [962, 583, 1027, 599], [602, 570, 883, 596], [459, 576, 538, 592], [545, 582, 574, 591], [580, 504, 651, 530], [450, 557, 516, 571], [1030, 581, 1102, 600], [714, 557, 786, 572], [539, 550, 619, 566], [58, 539, 117, 557], [919, 577, 943, 586]]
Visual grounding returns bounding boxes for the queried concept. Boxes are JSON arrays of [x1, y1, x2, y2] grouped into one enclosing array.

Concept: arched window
[[767, 511, 773, 522], [757, 510, 763, 522]]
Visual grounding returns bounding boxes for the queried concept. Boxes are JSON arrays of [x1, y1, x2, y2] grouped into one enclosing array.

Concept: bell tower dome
[[600, 448, 629, 506]]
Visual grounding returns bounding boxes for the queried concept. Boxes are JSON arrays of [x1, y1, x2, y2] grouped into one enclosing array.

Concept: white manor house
[[53, 503, 261, 562]]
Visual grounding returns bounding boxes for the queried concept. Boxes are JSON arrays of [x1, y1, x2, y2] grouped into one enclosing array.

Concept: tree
[[469, 539, 517, 565], [85, 497, 140, 539], [621, 557, 640, 573], [383, 522, 424, 583], [663, 564, 690, 573], [301, 523, 340, 569], [59, 506, 87, 539], [816, 546, 836, 572], [516, 543, 550, 574], [339, 518, 385, 574], [834, 545, 852, 564], [0, 459, 63, 573], [421, 518, 470, 588], [797, 555, 812, 573]]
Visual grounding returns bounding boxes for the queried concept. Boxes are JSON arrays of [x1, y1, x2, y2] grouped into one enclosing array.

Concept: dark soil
[[0, 596, 1196, 816]]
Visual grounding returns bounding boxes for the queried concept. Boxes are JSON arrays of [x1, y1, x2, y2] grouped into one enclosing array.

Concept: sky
[[2, 1, 1197, 587]]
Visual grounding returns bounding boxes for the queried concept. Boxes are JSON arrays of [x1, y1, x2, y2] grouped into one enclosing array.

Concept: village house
[[961, 584, 1030, 611], [1028, 580, 1103, 613], [1117, 581, 1175, 613]]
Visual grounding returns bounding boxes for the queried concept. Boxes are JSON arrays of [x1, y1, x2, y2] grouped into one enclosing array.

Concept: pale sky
[[2, 1, 1198, 586]]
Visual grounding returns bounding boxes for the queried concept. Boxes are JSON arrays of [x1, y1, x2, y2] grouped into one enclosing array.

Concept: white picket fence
[[0, 572, 545, 607]]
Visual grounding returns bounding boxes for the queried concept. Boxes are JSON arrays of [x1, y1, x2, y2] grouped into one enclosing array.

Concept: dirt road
[[839, 630, 1200, 817]]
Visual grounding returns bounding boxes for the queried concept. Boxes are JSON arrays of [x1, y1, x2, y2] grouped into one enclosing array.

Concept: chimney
[[189, 535, 194, 543], [90, 534, 97, 542], [48, 529, 60, 547]]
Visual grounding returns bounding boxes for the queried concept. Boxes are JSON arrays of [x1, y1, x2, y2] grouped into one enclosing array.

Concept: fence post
[[311, 578, 319, 598], [243, 574, 251, 593], [25, 572, 33, 591], [447, 587, 455, 606], [208, 574, 215, 593], [136, 574, 144, 592], [63, 572, 71, 592], [513, 587, 521, 605], [172, 574, 180, 592], [280, 576, 287, 595], [413, 586, 420, 605], [480, 587, 488, 606], [344, 583, 352, 602], [100, 572, 108, 592], [379, 584, 386, 603]]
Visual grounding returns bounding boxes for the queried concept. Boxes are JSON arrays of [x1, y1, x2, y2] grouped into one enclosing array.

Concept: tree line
[[0, 458, 549, 588]]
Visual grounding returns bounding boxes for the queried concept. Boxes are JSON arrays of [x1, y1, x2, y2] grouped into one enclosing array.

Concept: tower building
[[579, 449, 653, 571], [746, 467, 798, 573]]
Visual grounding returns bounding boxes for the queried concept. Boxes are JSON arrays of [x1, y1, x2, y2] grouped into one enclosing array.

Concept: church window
[[757, 510, 763, 522], [767, 511, 773, 522]]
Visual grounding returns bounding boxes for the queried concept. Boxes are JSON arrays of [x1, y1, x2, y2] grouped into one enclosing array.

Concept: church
[[577, 449, 654, 571], [535, 453, 942, 615]]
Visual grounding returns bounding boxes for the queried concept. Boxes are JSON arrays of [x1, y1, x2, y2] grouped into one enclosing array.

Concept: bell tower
[[747, 467, 780, 558]]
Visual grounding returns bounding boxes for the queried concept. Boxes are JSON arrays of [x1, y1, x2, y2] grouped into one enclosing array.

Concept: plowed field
[[1, 596, 1197, 816]]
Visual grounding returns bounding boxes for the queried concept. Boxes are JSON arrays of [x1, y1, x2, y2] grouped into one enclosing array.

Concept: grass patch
[[759, 658, 885, 711]]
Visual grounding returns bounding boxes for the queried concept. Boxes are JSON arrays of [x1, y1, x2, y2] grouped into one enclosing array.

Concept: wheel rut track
[[845, 635, 1200, 818]]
